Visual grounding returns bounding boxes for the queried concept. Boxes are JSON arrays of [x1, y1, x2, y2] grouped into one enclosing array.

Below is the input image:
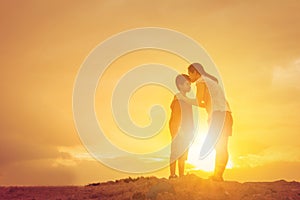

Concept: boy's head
[[175, 74, 191, 93]]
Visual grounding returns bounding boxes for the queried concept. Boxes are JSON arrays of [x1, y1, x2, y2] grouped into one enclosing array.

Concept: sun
[[186, 135, 233, 172]]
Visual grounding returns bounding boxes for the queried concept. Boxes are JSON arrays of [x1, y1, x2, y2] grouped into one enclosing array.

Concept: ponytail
[[188, 63, 218, 83]]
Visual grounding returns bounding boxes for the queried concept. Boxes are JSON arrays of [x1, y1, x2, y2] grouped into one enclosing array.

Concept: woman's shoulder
[[196, 80, 207, 89]]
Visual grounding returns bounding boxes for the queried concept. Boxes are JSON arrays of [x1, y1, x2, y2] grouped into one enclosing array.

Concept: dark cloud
[[0, 159, 76, 186]]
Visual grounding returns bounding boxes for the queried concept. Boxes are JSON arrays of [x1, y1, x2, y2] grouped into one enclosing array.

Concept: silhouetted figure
[[169, 74, 195, 178], [177, 63, 233, 181]]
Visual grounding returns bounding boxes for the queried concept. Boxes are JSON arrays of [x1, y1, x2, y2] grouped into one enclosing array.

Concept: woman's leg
[[213, 112, 232, 181], [214, 135, 229, 180], [200, 111, 225, 159]]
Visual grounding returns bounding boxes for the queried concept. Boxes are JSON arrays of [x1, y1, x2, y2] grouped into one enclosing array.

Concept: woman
[[178, 63, 233, 181]]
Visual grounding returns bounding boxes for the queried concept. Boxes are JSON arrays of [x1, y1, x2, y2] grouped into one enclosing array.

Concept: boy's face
[[179, 80, 191, 93]]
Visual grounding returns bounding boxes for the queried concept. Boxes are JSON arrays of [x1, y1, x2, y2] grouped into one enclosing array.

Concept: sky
[[1, 0, 300, 185]]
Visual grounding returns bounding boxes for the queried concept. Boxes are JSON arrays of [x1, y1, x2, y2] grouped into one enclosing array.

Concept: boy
[[169, 74, 195, 178]]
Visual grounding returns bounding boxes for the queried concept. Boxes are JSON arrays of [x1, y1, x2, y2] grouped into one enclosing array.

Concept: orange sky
[[1, 1, 300, 185]]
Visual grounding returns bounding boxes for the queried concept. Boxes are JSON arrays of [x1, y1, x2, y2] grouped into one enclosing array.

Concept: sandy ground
[[1, 175, 300, 200]]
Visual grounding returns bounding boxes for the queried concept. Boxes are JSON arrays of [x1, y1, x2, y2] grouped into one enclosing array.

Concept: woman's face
[[188, 70, 198, 82]]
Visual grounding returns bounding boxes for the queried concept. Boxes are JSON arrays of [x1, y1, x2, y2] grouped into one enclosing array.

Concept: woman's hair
[[175, 74, 190, 90], [188, 63, 218, 83]]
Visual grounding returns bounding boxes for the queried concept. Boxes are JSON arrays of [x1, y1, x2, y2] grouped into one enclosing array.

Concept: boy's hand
[[175, 93, 184, 100]]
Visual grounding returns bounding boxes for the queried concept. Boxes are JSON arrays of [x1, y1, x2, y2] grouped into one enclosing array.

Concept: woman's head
[[188, 63, 205, 82], [188, 63, 218, 83]]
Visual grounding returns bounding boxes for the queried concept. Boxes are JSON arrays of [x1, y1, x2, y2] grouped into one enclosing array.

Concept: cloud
[[272, 60, 300, 89], [0, 159, 76, 186], [0, 153, 170, 186], [233, 145, 300, 169], [226, 161, 300, 182]]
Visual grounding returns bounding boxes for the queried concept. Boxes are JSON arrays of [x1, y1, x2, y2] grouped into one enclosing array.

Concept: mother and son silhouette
[[169, 63, 233, 182]]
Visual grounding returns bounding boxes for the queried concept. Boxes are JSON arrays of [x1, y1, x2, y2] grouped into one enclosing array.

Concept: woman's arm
[[175, 93, 198, 106], [175, 93, 206, 107], [176, 82, 209, 108], [196, 82, 207, 108]]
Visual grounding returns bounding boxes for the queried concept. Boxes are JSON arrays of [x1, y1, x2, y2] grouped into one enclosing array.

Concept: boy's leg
[[170, 160, 177, 177], [170, 140, 178, 178], [178, 157, 185, 177]]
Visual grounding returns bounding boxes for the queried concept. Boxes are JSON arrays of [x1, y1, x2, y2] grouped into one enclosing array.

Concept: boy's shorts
[[170, 134, 190, 161]]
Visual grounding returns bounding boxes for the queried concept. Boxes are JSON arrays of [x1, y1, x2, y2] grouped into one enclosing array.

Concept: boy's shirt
[[169, 96, 194, 139]]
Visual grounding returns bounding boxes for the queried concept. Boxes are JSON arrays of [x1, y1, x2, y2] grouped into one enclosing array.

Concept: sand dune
[[1, 175, 299, 200]]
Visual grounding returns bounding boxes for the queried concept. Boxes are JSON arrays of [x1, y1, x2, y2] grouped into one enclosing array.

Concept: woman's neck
[[196, 74, 201, 81]]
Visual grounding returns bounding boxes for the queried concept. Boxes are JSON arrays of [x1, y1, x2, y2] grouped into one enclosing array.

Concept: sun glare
[[186, 135, 233, 172]]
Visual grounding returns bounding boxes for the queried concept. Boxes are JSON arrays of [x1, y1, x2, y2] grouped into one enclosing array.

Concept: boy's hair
[[175, 74, 190, 90]]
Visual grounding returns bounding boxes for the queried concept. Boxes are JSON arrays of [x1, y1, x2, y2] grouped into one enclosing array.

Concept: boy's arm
[[178, 94, 198, 106], [176, 93, 206, 108]]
